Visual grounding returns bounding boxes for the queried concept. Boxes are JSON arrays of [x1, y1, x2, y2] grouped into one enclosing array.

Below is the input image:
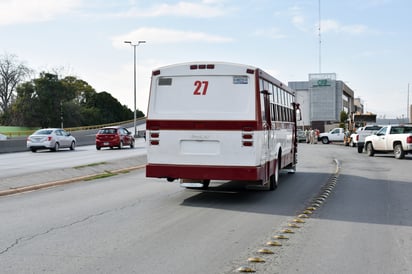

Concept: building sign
[[309, 73, 336, 88]]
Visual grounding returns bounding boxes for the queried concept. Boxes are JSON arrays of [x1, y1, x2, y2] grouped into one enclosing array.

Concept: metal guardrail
[[0, 117, 146, 138], [0, 118, 147, 154]]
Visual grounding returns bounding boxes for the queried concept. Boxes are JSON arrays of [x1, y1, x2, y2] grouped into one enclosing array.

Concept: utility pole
[[408, 83, 410, 123]]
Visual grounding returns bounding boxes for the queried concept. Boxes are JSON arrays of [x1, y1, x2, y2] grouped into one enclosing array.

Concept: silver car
[[27, 128, 76, 152]]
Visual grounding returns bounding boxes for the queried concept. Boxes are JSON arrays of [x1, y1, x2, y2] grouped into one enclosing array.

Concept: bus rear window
[[158, 78, 172, 86]]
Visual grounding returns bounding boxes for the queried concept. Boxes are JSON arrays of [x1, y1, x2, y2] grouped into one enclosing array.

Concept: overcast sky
[[1, 0, 411, 118]]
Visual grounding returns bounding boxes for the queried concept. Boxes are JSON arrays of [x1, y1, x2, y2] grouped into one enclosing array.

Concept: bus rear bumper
[[146, 163, 267, 182]]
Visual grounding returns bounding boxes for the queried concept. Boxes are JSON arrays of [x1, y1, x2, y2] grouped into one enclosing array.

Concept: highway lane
[[0, 143, 333, 274], [1, 144, 411, 273], [0, 135, 147, 179], [259, 145, 412, 274]]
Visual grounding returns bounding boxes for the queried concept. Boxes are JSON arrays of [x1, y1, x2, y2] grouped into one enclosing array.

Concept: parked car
[[27, 128, 76, 152], [297, 129, 306, 143], [364, 125, 412, 159], [356, 125, 383, 153], [318, 128, 345, 144], [349, 127, 364, 147], [95, 126, 135, 150]]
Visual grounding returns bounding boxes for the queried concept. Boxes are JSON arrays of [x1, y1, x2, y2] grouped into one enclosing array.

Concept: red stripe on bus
[[146, 120, 260, 131], [146, 163, 269, 181], [146, 120, 295, 131]]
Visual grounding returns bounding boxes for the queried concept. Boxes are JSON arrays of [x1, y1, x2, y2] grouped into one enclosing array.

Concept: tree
[[340, 110, 348, 129], [9, 81, 39, 126], [82, 91, 133, 125], [0, 54, 31, 114], [9, 71, 136, 127], [34, 73, 70, 127], [11, 72, 71, 127]]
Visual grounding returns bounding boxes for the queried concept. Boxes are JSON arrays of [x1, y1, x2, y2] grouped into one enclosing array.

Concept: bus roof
[[151, 61, 294, 94]]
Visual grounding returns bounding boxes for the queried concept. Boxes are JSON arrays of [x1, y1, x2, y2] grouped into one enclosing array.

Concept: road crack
[[0, 201, 141, 255]]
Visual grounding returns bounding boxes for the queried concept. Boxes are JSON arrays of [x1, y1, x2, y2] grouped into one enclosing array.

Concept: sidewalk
[[0, 155, 147, 196]]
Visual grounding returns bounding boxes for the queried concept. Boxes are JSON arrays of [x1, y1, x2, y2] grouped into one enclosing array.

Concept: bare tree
[[0, 53, 32, 113]]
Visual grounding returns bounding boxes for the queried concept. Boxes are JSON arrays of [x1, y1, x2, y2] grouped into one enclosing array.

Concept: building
[[409, 104, 412, 123], [289, 73, 355, 132], [354, 98, 364, 114]]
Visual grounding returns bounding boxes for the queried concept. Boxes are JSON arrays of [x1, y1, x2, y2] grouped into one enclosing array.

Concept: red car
[[95, 126, 135, 150]]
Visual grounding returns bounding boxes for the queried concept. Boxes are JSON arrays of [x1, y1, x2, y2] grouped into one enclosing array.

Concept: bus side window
[[260, 91, 266, 124], [270, 103, 275, 121]]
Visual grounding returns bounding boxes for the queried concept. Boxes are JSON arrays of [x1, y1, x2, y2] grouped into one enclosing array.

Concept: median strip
[[235, 159, 341, 273], [0, 164, 146, 197]]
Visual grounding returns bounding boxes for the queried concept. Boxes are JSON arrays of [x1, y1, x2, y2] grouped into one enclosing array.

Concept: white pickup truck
[[355, 125, 382, 153], [318, 128, 345, 144], [364, 125, 412, 159]]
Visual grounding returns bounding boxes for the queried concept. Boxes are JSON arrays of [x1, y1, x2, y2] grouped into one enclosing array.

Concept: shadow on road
[[180, 170, 331, 217], [180, 170, 412, 228]]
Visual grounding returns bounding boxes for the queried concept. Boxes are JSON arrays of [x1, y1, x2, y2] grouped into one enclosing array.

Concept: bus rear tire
[[268, 161, 279, 191]]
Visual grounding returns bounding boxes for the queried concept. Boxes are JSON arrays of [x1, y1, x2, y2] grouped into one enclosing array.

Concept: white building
[[289, 73, 355, 132]]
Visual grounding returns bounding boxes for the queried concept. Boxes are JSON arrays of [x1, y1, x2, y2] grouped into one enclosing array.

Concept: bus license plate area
[[180, 140, 220, 155]]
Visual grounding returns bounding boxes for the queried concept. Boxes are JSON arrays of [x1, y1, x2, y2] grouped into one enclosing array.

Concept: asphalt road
[[0, 143, 411, 274], [0, 123, 147, 179], [0, 139, 147, 179]]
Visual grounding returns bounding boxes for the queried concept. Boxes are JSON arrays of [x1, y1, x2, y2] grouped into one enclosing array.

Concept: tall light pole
[[408, 83, 410, 123], [318, 0, 322, 73], [124, 40, 146, 137]]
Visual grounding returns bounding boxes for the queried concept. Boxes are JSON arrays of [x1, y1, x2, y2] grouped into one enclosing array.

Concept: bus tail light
[[242, 128, 254, 147], [149, 130, 160, 146], [150, 140, 159, 145]]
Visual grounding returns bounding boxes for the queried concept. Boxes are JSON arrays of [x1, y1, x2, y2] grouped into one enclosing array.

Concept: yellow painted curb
[[0, 164, 147, 197]]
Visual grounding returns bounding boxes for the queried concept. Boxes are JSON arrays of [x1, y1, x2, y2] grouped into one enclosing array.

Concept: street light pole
[[124, 40, 146, 137], [408, 83, 410, 123]]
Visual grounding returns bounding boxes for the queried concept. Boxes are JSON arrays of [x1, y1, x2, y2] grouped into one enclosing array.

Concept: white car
[[349, 127, 364, 147], [27, 128, 76, 152]]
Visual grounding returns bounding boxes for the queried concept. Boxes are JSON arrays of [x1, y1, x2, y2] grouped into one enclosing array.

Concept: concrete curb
[[0, 164, 147, 197]]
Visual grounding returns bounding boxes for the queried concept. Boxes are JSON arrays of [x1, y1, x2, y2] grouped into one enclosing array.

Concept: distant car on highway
[[95, 126, 135, 150], [27, 128, 76, 152], [0, 133, 7, 140]]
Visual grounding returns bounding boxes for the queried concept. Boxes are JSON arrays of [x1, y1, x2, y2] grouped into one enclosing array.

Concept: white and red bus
[[146, 62, 300, 190]]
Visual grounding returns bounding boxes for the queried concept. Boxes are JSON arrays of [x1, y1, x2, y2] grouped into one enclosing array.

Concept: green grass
[[74, 162, 108, 169], [0, 126, 38, 137], [83, 171, 117, 181]]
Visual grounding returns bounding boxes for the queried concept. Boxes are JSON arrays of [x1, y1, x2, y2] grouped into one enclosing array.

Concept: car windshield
[[34, 129, 53, 135], [99, 128, 117, 134]]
